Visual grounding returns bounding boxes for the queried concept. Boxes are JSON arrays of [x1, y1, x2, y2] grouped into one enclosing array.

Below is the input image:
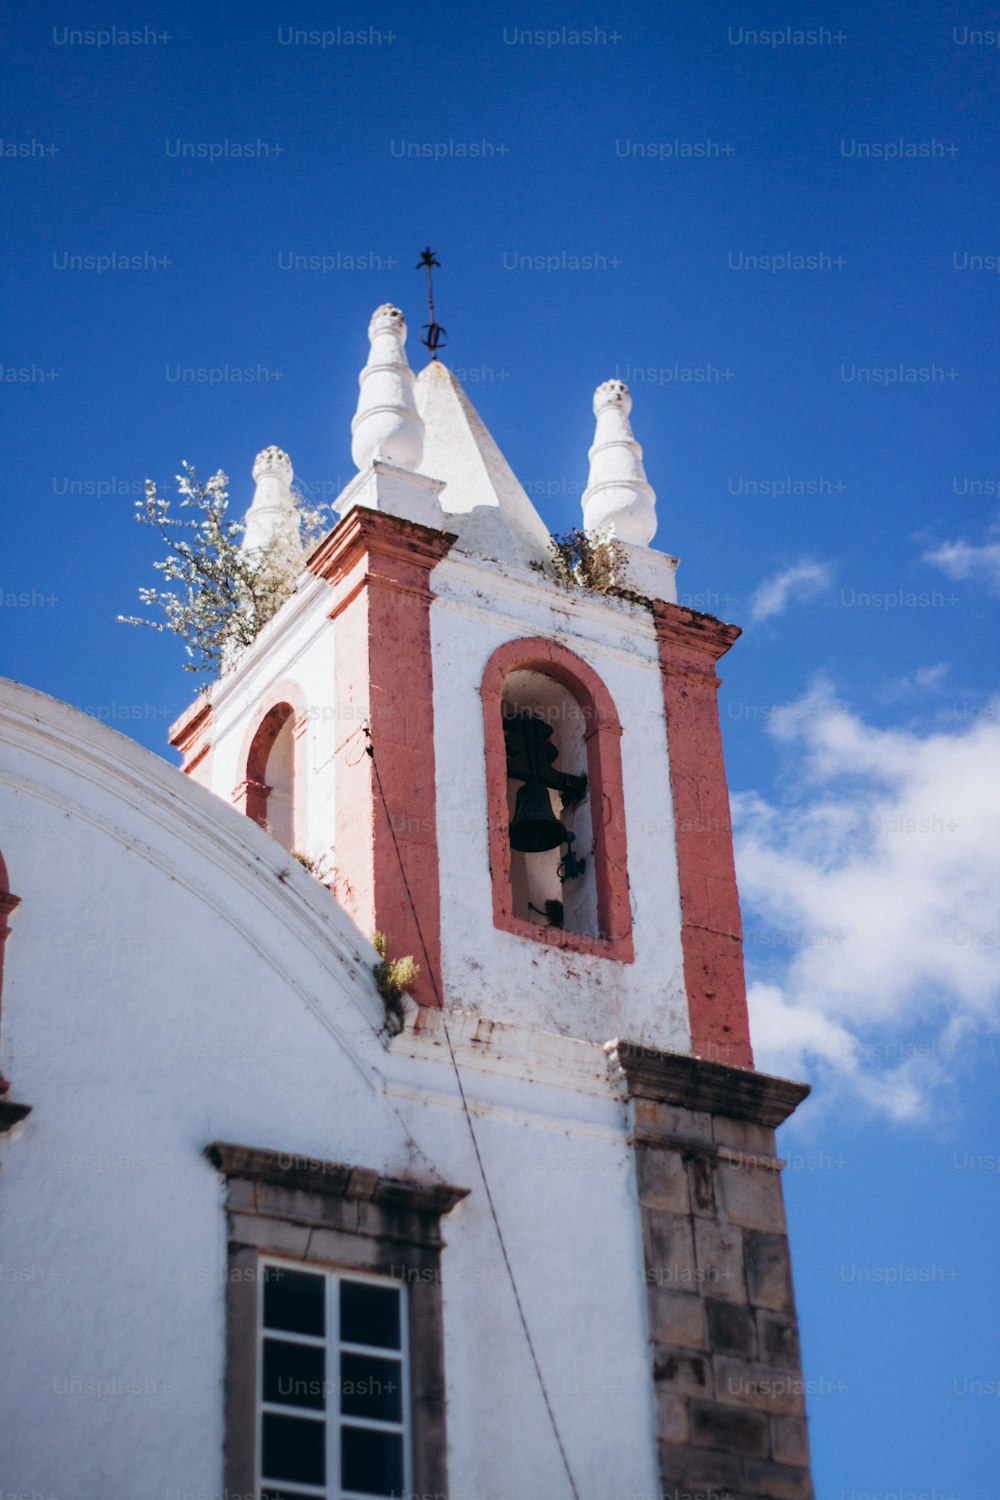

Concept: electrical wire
[[365, 730, 583, 1500]]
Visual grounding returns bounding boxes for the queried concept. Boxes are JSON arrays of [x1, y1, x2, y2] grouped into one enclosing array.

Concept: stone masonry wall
[[608, 1042, 815, 1500]]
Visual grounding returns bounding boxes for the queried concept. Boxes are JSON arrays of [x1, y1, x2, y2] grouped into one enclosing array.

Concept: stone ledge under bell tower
[[607, 1039, 815, 1500]]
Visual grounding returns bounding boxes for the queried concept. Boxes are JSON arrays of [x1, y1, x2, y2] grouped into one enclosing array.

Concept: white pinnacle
[[241, 446, 303, 565], [581, 380, 657, 547], [350, 304, 424, 471]]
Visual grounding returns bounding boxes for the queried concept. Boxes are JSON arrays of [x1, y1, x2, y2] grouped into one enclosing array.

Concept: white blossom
[[118, 463, 329, 676]]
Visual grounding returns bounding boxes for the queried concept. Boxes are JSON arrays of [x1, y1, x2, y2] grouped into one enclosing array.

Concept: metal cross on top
[[416, 246, 448, 358]]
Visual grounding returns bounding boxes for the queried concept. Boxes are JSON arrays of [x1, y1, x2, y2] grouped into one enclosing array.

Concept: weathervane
[[416, 246, 448, 358]]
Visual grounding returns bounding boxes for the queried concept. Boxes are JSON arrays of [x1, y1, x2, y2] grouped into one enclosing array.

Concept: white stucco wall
[[201, 571, 340, 869], [176, 506, 689, 1056], [0, 680, 659, 1500], [431, 549, 690, 1052]]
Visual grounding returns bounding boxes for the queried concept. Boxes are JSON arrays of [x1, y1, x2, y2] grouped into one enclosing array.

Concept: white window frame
[[256, 1257, 412, 1500]]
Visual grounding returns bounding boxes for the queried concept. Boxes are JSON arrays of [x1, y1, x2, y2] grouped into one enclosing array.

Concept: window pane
[[261, 1491, 319, 1500], [341, 1424, 405, 1497], [261, 1412, 326, 1486], [264, 1337, 326, 1411], [264, 1265, 325, 1336], [339, 1280, 400, 1350], [340, 1352, 403, 1423]]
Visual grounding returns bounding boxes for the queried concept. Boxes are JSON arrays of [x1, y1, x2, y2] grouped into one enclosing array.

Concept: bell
[[508, 781, 568, 853]]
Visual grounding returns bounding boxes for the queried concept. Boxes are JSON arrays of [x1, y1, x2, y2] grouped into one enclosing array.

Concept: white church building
[[0, 305, 815, 1500]]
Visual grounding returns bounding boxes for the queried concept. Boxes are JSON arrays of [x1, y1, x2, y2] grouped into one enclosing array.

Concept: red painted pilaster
[[652, 603, 753, 1068], [309, 508, 456, 1008]]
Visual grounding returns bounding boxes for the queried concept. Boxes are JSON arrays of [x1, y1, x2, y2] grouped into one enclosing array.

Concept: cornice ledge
[[168, 692, 211, 751], [605, 1039, 810, 1127], [308, 505, 458, 583], [395, 1004, 616, 1098], [205, 1140, 469, 1218], [652, 600, 741, 663], [443, 549, 657, 626]]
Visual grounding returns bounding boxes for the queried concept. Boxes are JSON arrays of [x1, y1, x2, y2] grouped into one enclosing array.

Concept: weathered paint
[[653, 601, 753, 1067], [309, 506, 456, 1008], [430, 552, 690, 1050]]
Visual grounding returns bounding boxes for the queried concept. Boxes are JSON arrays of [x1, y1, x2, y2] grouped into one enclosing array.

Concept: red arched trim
[[244, 703, 294, 827], [480, 638, 634, 963], [234, 681, 308, 836], [0, 850, 22, 1095]]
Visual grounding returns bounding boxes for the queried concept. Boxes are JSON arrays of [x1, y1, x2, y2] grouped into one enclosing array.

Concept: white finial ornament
[[241, 445, 303, 562], [350, 304, 424, 471], [581, 380, 657, 547]]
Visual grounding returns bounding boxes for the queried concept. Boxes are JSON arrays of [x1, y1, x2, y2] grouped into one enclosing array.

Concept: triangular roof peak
[[415, 360, 552, 568]]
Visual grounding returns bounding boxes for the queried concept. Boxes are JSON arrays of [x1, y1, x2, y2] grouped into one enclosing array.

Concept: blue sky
[[4, 1, 1000, 1493]]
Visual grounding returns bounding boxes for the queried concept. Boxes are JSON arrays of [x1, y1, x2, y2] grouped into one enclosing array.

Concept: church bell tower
[[169, 301, 816, 1499]]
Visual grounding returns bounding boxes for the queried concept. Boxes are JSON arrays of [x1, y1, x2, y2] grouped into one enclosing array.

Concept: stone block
[[714, 1356, 806, 1416], [694, 1218, 746, 1302], [716, 1159, 787, 1233], [635, 1142, 690, 1213], [648, 1288, 709, 1349], [686, 1150, 716, 1216], [644, 1207, 698, 1290], [652, 1344, 714, 1399], [227, 1213, 311, 1259], [771, 1414, 811, 1468], [655, 1388, 690, 1445], [745, 1232, 795, 1312], [633, 1096, 714, 1145], [742, 1457, 814, 1499], [713, 1116, 777, 1158], [690, 1399, 769, 1456], [659, 1442, 744, 1492], [707, 1297, 757, 1358], [758, 1312, 801, 1370], [223, 1177, 258, 1212]]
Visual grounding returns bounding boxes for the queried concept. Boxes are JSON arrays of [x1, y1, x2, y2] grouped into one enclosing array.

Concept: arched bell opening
[[501, 670, 598, 939], [481, 638, 634, 963]]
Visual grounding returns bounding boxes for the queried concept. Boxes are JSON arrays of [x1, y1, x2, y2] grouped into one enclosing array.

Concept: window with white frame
[[206, 1142, 465, 1500], [259, 1261, 409, 1500]]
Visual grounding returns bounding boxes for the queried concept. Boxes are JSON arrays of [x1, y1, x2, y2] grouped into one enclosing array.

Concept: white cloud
[[914, 662, 950, 690], [924, 518, 1000, 592], [878, 662, 950, 703], [748, 560, 833, 623], [733, 683, 1000, 1122]]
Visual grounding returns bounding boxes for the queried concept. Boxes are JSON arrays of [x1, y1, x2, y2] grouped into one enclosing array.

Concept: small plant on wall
[[536, 529, 627, 594], [372, 931, 420, 1031]]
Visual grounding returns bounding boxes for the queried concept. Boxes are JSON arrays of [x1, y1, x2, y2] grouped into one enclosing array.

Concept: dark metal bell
[[508, 781, 568, 853]]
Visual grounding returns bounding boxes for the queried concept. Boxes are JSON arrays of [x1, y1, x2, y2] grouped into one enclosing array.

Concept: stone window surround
[[206, 1141, 468, 1500]]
